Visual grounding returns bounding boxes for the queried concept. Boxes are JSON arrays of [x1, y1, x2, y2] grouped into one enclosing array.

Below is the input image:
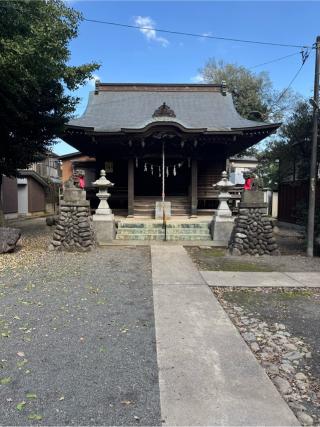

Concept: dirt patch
[[213, 287, 320, 425], [186, 246, 320, 272]]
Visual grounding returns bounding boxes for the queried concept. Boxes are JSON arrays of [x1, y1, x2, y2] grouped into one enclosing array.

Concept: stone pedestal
[[210, 171, 235, 245], [92, 215, 116, 244], [92, 169, 116, 244], [210, 216, 235, 245], [155, 201, 171, 219]]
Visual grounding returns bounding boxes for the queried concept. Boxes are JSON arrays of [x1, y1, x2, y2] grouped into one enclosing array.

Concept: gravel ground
[[214, 288, 320, 425], [0, 218, 52, 274], [0, 219, 161, 426]]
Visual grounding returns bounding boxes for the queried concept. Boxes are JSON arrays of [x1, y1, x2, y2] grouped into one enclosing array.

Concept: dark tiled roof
[[68, 84, 276, 133]]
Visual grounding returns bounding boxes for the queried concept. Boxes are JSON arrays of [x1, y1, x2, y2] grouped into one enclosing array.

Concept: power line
[[270, 49, 311, 110], [83, 18, 312, 49], [249, 51, 302, 70]]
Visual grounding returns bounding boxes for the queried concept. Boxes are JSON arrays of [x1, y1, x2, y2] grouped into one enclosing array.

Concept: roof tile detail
[[68, 84, 272, 133]]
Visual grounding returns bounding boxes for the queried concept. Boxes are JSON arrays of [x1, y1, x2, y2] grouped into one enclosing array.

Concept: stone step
[[133, 210, 190, 216], [134, 208, 190, 214], [116, 233, 211, 241], [117, 226, 210, 232], [134, 200, 190, 206], [117, 223, 210, 229], [116, 231, 211, 238], [115, 219, 212, 241]]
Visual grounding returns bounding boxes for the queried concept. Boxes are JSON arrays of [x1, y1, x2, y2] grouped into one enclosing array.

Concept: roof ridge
[[97, 83, 223, 87], [95, 82, 224, 93]]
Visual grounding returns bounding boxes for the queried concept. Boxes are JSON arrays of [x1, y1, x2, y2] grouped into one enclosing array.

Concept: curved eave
[[232, 122, 282, 132], [66, 124, 94, 131], [64, 121, 281, 137], [122, 121, 207, 134]]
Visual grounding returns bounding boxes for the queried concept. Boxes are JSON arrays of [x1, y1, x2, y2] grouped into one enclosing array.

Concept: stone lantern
[[92, 169, 115, 243], [214, 170, 235, 217], [210, 171, 235, 244], [92, 169, 114, 218]]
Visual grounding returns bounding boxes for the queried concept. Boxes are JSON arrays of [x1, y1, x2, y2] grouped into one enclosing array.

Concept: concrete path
[[201, 271, 320, 288], [151, 245, 205, 285], [151, 245, 299, 426]]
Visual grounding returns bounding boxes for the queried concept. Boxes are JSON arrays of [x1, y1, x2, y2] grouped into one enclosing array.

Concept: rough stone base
[[229, 204, 280, 256], [49, 202, 95, 251], [0, 227, 21, 253]]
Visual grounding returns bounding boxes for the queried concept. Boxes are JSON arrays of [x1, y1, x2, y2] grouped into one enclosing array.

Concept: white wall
[[272, 192, 278, 218], [17, 184, 28, 215]]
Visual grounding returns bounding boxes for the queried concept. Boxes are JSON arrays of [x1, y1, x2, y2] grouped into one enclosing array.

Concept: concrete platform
[[201, 271, 320, 288]]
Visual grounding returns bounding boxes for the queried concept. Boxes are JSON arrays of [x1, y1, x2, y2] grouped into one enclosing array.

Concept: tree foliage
[[256, 101, 313, 189], [233, 101, 314, 191], [0, 0, 99, 178], [200, 59, 297, 122]]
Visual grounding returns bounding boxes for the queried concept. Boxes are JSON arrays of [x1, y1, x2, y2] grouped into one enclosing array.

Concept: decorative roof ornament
[[152, 102, 176, 118]]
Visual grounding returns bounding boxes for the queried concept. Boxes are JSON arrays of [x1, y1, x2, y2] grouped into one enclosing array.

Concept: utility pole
[[307, 35, 320, 257]]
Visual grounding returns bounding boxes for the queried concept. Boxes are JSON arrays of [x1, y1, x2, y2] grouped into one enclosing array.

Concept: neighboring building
[[28, 151, 61, 183], [1, 171, 49, 219], [227, 155, 258, 185], [1, 151, 61, 219], [61, 82, 280, 217]]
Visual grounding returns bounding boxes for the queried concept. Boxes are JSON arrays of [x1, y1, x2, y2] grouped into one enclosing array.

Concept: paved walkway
[[151, 245, 299, 426], [201, 271, 320, 287]]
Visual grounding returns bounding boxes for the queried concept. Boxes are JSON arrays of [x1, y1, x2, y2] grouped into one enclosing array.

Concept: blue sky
[[56, 0, 319, 154]]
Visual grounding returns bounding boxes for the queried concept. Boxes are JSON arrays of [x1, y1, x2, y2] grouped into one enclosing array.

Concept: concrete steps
[[116, 221, 212, 241]]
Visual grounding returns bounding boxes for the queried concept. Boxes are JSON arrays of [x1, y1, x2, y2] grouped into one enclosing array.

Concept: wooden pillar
[[191, 159, 198, 217], [128, 158, 134, 217]]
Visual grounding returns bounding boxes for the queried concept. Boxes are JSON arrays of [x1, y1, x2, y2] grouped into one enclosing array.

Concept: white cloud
[[134, 16, 169, 47], [190, 74, 204, 83], [87, 74, 101, 88]]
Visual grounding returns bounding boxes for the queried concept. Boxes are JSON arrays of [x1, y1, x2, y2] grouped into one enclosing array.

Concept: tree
[[0, 0, 99, 222], [200, 59, 297, 122], [256, 100, 313, 189]]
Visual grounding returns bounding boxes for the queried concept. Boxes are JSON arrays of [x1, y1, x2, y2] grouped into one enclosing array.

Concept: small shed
[[17, 170, 49, 216]]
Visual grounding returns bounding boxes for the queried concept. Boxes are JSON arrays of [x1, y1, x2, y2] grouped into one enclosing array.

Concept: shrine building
[[62, 82, 280, 218]]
